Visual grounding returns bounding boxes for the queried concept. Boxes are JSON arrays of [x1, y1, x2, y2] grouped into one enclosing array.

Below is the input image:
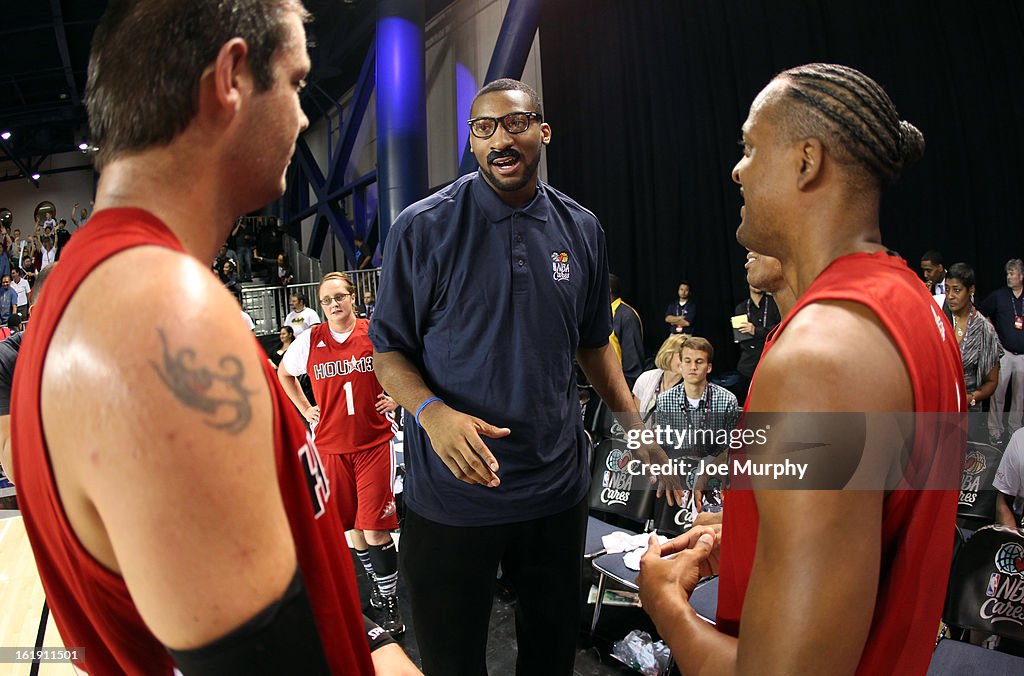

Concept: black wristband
[[363, 614, 397, 652]]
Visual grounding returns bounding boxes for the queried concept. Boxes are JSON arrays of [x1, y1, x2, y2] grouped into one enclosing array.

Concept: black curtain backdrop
[[538, 0, 1024, 369]]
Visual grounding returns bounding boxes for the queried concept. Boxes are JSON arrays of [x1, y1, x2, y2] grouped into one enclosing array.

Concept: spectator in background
[[42, 212, 56, 230], [920, 249, 946, 296], [979, 258, 1024, 445], [21, 255, 36, 286], [10, 267, 30, 316], [654, 336, 738, 516], [284, 292, 320, 335], [71, 202, 90, 229], [610, 273, 644, 388], [38, 236, 57, 270], [994, 427, 1024, 528], [219, 260, 241, 301], [277, 252, 293, 286], [233, 219, 256, 282], [6, 312, 24, 335], [733, 274, 782, 405], [665, 280, 696, 335], [945, 263, 1001, 441], [11, 229, 26, 269], [0, 263, 55, 487], [0, 276, 18, 325], [55, 219, 72, 260], [212, 242, 236, 273], [0, 226, 11, 276], [269, 325, 295, 368], [632, 334, 687, 427], [357, 289, 376, 319]]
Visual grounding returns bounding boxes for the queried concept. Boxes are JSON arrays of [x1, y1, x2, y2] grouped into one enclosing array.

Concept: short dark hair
[[920, 249, 943, 266], [773, 63, 925, 188], [290, 292, 306, 305], [472, 78, 544, 118], [86, 0, 310, 170], [609, 273, 622, 299], [682, 336, 714, 363], [945, 263, 975, 290]]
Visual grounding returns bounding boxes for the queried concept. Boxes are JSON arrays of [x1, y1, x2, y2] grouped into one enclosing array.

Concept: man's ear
[[540, 122, 552, 146], [200, 38, 251, 118], [796, 137, 824, 190]]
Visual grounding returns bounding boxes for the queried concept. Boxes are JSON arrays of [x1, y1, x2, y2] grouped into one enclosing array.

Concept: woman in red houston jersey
[[279, 272, 405, 635]]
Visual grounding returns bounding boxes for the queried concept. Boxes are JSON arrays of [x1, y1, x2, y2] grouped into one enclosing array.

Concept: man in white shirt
[[10, 267, 30, 315], [39, 236, 57, 270], [283, 292, 321, 335], [994, 426, 1024, 528]]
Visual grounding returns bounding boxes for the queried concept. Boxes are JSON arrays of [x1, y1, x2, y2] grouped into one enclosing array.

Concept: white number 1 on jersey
[[343, 381, 355, 415]]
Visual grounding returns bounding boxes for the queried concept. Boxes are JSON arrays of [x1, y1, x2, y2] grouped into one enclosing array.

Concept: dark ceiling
[[0, 0, 449, 181]]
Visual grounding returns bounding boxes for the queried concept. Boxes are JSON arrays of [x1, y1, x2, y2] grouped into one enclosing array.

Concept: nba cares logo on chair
[[551, 251, 570, 281]]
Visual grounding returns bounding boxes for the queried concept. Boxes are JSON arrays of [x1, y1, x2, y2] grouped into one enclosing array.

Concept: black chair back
[[956, 442, 1003, 526], [943, 524, 1024, 642], [588, 437, 655, 526], [583, 397, 624, 443]]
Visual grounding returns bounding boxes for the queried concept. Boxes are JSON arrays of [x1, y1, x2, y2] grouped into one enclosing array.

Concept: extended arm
[[373, 349, 505, 486]]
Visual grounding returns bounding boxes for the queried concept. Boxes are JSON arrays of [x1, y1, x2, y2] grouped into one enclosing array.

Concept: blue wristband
[[415, 397, 443, 426]]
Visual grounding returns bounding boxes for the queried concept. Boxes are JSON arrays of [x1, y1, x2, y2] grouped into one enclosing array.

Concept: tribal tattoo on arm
[[150, 329, 254, 434]]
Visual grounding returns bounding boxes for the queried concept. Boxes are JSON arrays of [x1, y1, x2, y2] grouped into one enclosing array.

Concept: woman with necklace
[[632, 334, 687, 428], [946, 263, 1002, 440]]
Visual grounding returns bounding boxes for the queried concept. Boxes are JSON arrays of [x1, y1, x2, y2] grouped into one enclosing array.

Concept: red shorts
[[324, 440, 398, 532]]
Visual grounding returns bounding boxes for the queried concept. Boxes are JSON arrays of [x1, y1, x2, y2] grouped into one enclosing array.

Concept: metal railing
[[241, 267, 381, 335]]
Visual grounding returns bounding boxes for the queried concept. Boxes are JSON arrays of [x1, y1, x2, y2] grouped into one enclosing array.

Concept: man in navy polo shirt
[[979, 258, 1024, 445], [371, 79, 666, 675]]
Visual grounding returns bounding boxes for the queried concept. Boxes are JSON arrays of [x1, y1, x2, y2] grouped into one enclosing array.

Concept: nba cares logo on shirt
[[551, 251, 570, 282]]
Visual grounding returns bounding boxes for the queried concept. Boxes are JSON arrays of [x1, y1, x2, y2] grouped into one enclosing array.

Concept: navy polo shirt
[[979, 287, 1024, 354], [369, 172, 612, 526]]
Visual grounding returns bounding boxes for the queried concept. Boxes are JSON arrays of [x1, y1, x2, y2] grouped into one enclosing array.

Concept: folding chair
[[586, 437, 656, 633], [956, 442, 1004, 531], [928, 525, 1024, 675]]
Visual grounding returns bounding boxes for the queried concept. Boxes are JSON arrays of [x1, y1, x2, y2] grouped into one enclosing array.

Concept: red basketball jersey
[[11, 208, 373, 675], [717, 251, 964, 674], [305, 319, 394, 454]]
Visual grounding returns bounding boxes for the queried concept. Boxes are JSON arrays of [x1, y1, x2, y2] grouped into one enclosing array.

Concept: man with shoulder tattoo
[[11, 2, 417, 674]]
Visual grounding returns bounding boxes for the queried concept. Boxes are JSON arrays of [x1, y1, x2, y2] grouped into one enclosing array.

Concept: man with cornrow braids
[[638, 64, 964, 675]]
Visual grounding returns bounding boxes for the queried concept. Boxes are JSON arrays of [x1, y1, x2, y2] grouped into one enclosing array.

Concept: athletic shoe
[[381, 594, 405, 636], [369, 574, 385, 609]]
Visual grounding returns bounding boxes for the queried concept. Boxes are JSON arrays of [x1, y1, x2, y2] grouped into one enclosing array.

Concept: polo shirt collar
[[471, 170, 550, 223]]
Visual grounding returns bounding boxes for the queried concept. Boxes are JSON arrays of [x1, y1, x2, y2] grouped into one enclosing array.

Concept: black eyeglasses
[[319, 293, 353, 307], [467, 111, 542, 139]]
